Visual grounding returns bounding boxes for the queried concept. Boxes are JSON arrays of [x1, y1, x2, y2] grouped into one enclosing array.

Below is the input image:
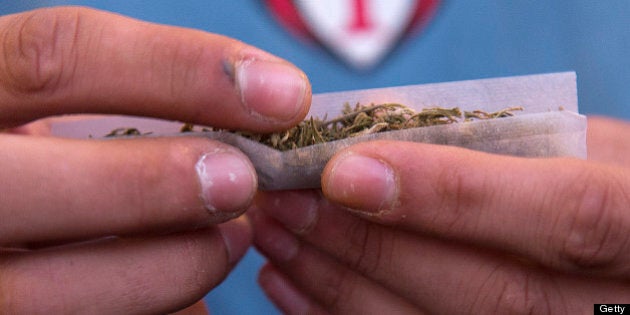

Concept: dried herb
[[105, 103, 522, 151], [180, 123, 195, 133], [105, 127, 152, 137], [234, 103, 523, 151]]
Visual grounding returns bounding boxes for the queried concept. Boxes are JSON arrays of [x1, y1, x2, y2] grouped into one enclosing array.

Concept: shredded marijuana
[[105, 127, 151, 137], [107, 103, 523, 151], [232, 103, 523, 151]]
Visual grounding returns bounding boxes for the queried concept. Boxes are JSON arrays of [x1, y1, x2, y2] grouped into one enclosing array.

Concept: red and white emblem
[[265, 0, 440, 70]]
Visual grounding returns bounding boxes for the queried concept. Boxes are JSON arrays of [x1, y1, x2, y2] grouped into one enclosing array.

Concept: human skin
[[0, 6, 311, 314], [252, 116, 630, 314]]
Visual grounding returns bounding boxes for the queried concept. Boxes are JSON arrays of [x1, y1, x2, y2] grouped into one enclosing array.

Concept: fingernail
[[196, 149, 257, 214], [259, 264, 311, 315], [235, 58, 309, 122], [218, 216, 252, 265], [256, 191, 318, 234], [324, 153, 397, 214]]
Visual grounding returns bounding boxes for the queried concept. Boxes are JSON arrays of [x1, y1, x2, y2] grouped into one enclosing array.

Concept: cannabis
[[232, 103, 523, 151]]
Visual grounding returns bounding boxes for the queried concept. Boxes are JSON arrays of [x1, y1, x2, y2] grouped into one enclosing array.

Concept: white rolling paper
[[52, 72, 586, 190]]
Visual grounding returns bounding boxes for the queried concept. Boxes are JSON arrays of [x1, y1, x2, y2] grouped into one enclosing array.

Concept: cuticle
[[375, 155, 399, 212]]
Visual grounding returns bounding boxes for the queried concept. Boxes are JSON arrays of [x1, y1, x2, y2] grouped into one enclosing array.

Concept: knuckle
[[314, 262, 361, 313], [1, 7, 82, 95], [433, 162, 489, 234], [557, 169, 629, 271], [111, 139, 204, 226], [316, 269, 345, 311], [136, 141, 191, 188], [165, 44, 205, 101], [142, 28, 206, 102], [434, 164, 467, 229], [341, 219, 392, 276], [173, 234, 223, 293], [470, 264, 558, 315], [123, 235, 220, 311]]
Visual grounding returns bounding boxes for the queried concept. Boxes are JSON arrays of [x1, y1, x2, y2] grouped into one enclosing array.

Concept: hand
[[252, 117, 630, 314], [0, 6, 310, 314]]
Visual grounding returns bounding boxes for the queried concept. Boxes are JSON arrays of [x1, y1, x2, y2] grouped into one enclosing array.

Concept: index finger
[[0, 6, 310, 131], [322, 141, 630, 278]]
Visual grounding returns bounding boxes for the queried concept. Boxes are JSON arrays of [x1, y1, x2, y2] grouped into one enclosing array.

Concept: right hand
[[251, 117, 630, 314]]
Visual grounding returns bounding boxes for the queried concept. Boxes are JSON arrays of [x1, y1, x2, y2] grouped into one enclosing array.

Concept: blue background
[[2, 1, 629, 314]]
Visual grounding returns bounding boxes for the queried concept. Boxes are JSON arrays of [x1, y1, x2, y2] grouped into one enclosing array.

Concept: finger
[[0, 216, 251, 314], [256, 191, 630, 314], [322, 141, 630, 277], [0, 135, 256, 245], [250, 206, 421, 315], [3, 119, 52, 136], [259, 264, 329, 315], [587, 116, 630, 167], [0, 6, 310, 131], [171, 300, 209, 315]]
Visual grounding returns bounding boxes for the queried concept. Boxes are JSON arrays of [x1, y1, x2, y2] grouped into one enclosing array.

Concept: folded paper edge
[[196, 111, 586, 190]]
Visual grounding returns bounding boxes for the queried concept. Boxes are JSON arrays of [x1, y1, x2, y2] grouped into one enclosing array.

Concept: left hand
[[251, 116, 630, 314], [0, 6, 310, 314]]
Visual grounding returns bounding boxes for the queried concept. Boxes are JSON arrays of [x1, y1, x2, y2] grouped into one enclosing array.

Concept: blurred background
[[2, 1, 629, 314]]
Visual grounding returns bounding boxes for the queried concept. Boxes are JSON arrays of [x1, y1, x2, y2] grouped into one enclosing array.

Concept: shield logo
[[265, 0, 441, 70]]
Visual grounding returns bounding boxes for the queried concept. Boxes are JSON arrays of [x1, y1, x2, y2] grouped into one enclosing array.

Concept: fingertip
[[195, 148, 257, 218], [249, 204, 300, 263], [5, 119, 52, 136], [232, 56, 311, 128], [170, 301, 209, 315], [258, 264, 312, 315], [222, 45, 311, 127], [254, 190, 319, 234], [217, 216, 252, 266], [322, 151, 398, 215]]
